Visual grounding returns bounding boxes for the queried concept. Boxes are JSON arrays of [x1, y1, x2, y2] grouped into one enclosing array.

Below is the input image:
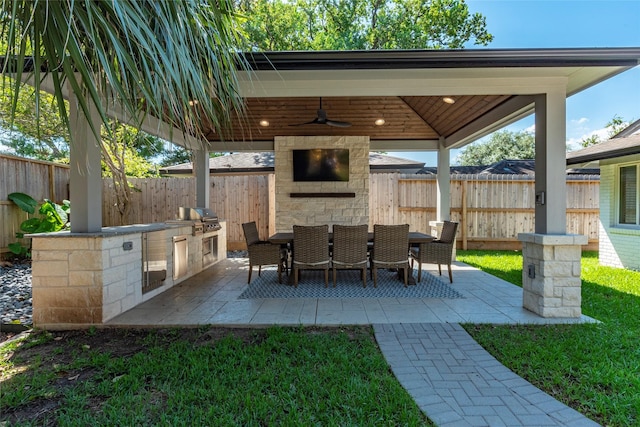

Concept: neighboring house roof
[[566, 121, 640, 165], [159, 152, 425, 175], [162, 155, 598, 178], [419, 159, 598, 177]]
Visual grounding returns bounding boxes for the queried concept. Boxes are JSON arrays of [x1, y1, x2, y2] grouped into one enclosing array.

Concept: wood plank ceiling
[[200, 95, 513, 145]]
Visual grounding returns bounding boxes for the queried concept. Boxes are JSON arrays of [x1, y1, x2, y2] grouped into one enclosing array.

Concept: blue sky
[[393, 0, 640, 166]]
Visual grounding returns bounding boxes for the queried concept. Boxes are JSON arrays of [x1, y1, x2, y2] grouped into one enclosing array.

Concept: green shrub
[[7, 192, 70, 257]]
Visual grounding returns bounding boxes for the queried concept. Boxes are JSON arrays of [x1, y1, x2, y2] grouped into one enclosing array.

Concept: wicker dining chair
[[292, 224, 330, 288], [331, 224, 369, 288], [370, 224, 410, 288], [242, 221, 288, 284], [410, 221, 459, 283]]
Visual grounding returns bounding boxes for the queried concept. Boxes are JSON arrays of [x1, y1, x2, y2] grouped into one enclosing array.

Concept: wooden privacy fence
[[1, 155, 599, 254], [102, 175, 274, 250], [371, 174, 599, 251], [102, 173, 599, 251], [0, 155, 70, 255]]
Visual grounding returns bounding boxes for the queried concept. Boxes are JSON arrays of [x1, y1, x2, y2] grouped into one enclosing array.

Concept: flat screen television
[[292, 149, 350, 182]]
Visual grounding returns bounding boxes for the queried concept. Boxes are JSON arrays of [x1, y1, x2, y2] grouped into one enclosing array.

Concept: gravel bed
[[1, 262, 33, 325], [1, 252, 249, 327]]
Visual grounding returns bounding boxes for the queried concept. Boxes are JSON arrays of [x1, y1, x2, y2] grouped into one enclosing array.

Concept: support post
[[534, 91, 567, 234], [436, 137, 451, 222], [193, 148, 210, 208], [518, 89, 585, 318], [69, 91, 103, 233]]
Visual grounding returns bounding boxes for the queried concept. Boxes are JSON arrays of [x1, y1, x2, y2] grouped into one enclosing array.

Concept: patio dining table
[[268, 231, 435, 246], [269, 230, 435, 285]]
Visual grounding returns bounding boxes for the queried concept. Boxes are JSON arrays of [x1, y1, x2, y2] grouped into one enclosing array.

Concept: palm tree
[[0, 0, 246, 147]]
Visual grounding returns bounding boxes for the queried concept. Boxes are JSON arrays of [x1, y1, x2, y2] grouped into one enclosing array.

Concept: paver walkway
[[374, 323, 600, 427]]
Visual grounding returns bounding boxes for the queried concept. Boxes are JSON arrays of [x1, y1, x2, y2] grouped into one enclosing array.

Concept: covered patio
[[107, 257, 596, 326], [29, 47, 640, 328]]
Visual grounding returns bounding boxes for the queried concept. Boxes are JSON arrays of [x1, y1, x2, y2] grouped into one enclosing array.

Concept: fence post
[[462, 180, 468, 250]]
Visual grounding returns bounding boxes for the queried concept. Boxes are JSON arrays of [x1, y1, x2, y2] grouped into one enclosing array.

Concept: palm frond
[[0, 0, 246, 149]]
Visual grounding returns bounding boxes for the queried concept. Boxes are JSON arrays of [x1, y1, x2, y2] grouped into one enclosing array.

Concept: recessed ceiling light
[[442, 97, 455, 104], [375, 118, 385, 126], [259, 119, 270, 127]]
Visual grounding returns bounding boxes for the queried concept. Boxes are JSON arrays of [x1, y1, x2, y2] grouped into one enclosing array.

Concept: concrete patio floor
[[108, 258, 597, 327]]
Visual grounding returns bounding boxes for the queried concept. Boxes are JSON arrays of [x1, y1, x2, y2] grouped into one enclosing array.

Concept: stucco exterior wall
[[598, 157, 640, 270], [274, 136, 370, 232]]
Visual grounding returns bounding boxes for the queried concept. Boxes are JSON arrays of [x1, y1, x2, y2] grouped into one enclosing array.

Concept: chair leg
[[277, 262, 282, 284], [417, 262, 422, 282], [247, 264, 253, 284], [293, 267, 298, 288], [403, 264, 408, 287], [258, 265, 262, 277], [437, 263, 442, 276], [324, 269, 329, 288], [372, 266, 378, 288], [361, 267, 366, 288], [447, 263, 453, 283]]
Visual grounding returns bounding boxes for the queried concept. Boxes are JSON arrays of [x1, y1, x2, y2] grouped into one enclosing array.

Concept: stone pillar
[[518, 233, 587, 318]]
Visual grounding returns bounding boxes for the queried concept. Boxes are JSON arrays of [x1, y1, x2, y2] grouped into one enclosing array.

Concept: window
[[618, 164, 639, 225]]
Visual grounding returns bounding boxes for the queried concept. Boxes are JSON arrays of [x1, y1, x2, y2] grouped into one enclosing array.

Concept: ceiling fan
[[289, 97, 352, 128]]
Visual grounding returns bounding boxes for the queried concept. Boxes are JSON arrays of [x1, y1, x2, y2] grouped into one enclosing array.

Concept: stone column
[[518, 233, 587, 318]]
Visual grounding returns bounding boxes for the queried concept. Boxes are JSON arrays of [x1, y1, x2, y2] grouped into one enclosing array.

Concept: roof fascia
[[242, 48, 640, 71], [566, 147, 640, 165]]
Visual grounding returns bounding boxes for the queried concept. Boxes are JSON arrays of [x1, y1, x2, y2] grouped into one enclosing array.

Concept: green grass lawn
[[2, 251, 638, 426], [458, 250, 640, 427], [1, 326, 432, 426]]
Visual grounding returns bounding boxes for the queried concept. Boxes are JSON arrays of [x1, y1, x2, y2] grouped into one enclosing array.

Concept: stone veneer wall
[[31, 223, 227, 329], [32, 234, 143, 327], [518, 233, 588, 318], [274, 136, 369, 232]]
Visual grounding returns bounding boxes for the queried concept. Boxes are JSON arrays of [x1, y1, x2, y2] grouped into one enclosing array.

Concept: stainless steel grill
[[171, 207, 222, 235]]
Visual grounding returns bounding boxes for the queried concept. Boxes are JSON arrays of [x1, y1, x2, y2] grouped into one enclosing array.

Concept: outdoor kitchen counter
[[29, 221, 227, 329], [30, 222, 189, 237]]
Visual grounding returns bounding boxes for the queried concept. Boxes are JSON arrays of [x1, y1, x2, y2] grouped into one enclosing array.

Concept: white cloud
[[571, 117, 589, 126], [565, 127, 609, 151]]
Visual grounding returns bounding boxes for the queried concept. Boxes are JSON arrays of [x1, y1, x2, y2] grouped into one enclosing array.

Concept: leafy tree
[[580, 115, 628, 148], [237, 0, 493, 50], [159, 145, 193, 167], [456, 130, 535, 166], [0, 78, 69, 160], [101, 123, 159, 179]]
